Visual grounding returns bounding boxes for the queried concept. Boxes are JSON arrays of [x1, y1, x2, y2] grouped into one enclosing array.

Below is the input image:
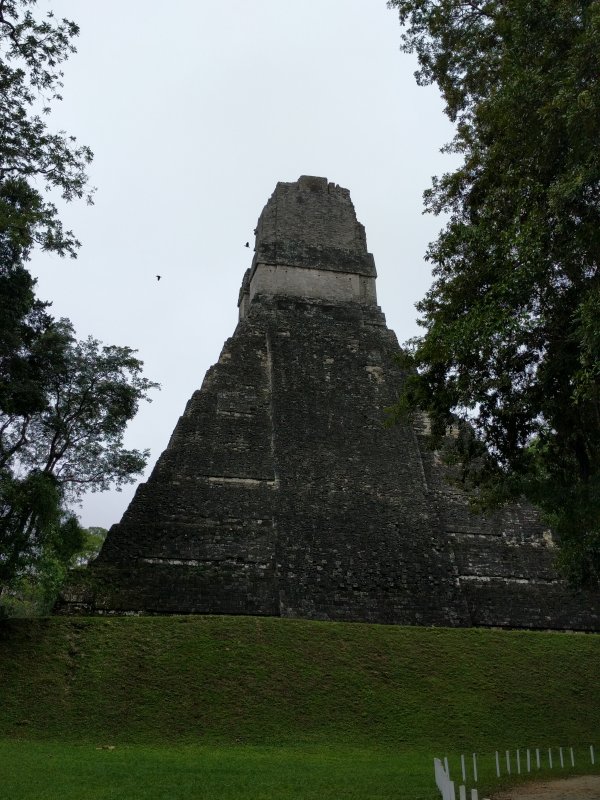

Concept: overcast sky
[[30, 1, 457, 530]]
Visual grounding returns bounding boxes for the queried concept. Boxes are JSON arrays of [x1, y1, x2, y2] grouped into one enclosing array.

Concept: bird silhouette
[[244, 242, 249, 248], [156, 275, 161, 281]]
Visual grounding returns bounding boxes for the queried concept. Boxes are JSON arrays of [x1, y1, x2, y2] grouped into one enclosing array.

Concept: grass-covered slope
[[1, 616, 599, 750]]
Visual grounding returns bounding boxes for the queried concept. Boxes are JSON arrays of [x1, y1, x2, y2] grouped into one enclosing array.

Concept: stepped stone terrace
[[57, 176, 600, 630]]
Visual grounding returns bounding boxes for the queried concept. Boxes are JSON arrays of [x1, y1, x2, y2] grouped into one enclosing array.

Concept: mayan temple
[[58, 176, 599, 628]]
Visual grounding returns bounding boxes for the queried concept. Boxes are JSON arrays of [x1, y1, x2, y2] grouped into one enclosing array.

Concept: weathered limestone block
[[239, 176, 377, 317], [56, 177, 600, 630]]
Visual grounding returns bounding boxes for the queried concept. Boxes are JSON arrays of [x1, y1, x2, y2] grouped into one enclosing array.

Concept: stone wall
[[57, 177, 600, 629], [239, 176, 377, 318]]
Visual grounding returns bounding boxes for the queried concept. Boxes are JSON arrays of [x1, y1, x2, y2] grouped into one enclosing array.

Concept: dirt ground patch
[[491, 775, 600, 799]]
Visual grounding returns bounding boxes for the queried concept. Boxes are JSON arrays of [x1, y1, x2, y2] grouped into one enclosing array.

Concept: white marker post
[[506, 750, 511, 775], [472, 753, 478, 783], [495, 751, 500, 778], [433, 758, 456, 800], [526, 749, 531, 772], [591, 745, 595, 766], [536, 748, 541, 769], [434, 758, 456, 800], [559, 747, 564, 768], [548, 748, 553, 769], [516, 749, 521, 774], [570, 747, 575, 767], [461, 754, 466, 783]]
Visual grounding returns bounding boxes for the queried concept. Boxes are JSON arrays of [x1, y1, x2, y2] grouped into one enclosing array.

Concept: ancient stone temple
[[58, 176, 599, 629]]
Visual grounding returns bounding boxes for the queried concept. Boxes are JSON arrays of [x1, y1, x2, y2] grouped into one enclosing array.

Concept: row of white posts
[[435, 744, 596, 800]]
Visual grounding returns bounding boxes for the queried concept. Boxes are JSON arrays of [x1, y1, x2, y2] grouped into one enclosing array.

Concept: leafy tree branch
[[0, 2, 158, 607], [388, 0, 600, 587]]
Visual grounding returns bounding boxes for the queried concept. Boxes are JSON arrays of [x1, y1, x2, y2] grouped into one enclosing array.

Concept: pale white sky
[[29, 1, 456, 529]]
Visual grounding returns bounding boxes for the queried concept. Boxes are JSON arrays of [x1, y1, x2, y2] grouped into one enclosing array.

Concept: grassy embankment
[[0, 616, 599, 799]]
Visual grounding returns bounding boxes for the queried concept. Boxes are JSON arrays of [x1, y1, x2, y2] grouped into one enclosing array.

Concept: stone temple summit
[[58, 176, 599, 629]]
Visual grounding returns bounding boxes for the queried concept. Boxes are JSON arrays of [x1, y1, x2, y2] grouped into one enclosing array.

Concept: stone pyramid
[[58, 176, 599, 629]]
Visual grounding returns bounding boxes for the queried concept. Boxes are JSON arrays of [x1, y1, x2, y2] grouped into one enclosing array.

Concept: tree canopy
[[387, 0, 600, 586], [0, 1, 157, 607]]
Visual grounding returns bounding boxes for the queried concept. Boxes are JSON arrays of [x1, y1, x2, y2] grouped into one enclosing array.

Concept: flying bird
[[244, 242, 249, 248], [156, 275, 161, 281]]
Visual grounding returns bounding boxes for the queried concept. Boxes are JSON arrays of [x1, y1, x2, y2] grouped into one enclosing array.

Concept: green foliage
[[73, 526, 107, 567], [0, 470, 85, 616], [3, 321, 157, 500], [0, 1, 93, 252], [387, 0, 600, 586], [0, 2, 157, 599], [0, 521, 106, 617], [0, 326, 157, 602]]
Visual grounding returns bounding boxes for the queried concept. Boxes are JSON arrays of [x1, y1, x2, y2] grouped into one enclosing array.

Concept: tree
[[387, 0, 600, 587], [2, 321, 156, 497], [0, 0, 93, 427], [0, 522, 105, 616], [0, 323, 157, 590], [0, 2, 157, 602], [73, 526, 107, 567]]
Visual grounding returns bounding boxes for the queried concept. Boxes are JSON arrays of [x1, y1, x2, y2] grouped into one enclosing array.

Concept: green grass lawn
[[1, 616, 599, 799], [1, 740, 597, 800], [0, 741, 437, 800]]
